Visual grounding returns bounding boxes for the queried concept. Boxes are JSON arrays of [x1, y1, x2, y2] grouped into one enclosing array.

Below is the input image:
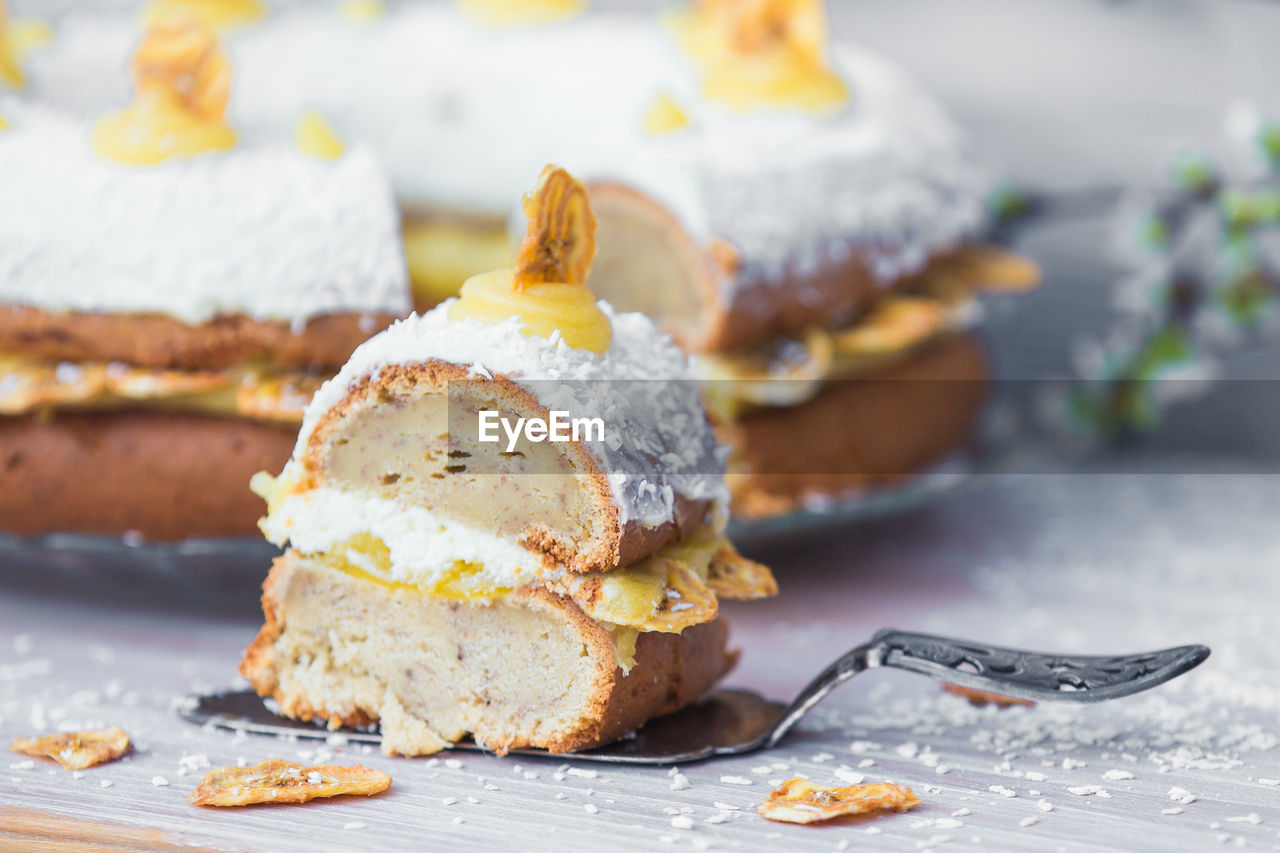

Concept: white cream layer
[[263, 486, 561, 595], [0, 99, 410, 324]]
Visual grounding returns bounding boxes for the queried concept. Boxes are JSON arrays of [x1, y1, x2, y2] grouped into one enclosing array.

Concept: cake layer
[[0, 99, 409, 325], [240, 552, 736, 756], [0, 305, 395, 371], [0, 409, 294, 540], [725, 332, 989, 517], [277, 357, 713, 575]]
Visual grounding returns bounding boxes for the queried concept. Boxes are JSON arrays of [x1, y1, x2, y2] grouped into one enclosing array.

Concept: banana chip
[[133, 10, 232, 122], [758, 778, 920, 824], [918, 246, 1042, 300], [646, 560, 719, 633], [514, 165, 597, 288], [830, 297, 945, 356], [942, 683, 1034, 708], [9, 727, 131, 770], [707, 543, 777, 600], [190, 759, 391, 807]]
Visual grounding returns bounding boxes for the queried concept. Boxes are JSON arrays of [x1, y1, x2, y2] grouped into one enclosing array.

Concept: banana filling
[[0, 357, 321, 423]]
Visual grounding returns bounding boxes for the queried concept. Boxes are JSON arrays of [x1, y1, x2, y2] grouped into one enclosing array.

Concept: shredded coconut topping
[[0, 99, 408, 324]]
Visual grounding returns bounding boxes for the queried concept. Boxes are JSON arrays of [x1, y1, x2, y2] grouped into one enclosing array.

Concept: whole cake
[[0, 12, 409, 539], [241, 167, 777, 754]]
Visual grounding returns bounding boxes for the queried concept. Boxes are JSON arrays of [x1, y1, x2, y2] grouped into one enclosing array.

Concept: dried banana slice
[[829, 297, 946, 357], [9, 727, 131, 771], [758, 778, 920, 824], [190, 760, 391, 807], [707, 543, 778, 600], [514, 165, 598, 289], [132, 11, 232, 122]]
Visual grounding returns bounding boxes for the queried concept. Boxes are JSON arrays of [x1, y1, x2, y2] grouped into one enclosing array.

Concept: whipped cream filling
[[262, 486, 562, 595], [292, 300, 729, 527], [0, 99, 410, 324]]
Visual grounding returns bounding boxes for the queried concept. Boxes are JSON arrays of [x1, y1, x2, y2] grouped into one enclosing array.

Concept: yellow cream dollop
[[93, 91, 237, 164], [450, 268, 612, 354]]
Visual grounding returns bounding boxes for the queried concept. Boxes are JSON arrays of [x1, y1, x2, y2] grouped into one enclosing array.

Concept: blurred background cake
[[0, 11, 408, 539], [3, 0, 1040, 538]]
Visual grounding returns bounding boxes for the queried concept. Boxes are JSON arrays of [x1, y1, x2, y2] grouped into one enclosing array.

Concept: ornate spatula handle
[[766, 629, 1209, 748]]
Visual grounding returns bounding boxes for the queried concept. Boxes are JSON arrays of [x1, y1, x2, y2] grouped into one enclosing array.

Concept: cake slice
[[241, 166, 776, 755]]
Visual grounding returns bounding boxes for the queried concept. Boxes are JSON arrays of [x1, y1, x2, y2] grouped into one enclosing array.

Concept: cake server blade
[[180, 629, 1208, 764]]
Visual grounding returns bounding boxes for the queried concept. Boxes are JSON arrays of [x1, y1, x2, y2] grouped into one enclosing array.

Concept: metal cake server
[[180, 629, 1209, 765]]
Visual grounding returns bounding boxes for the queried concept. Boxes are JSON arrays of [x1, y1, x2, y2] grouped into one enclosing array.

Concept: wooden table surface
[[3, 462, 1278, 852]]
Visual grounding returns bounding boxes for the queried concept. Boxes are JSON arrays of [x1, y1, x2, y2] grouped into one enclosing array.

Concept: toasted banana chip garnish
[[830, 297, 945, 356], [9, 727, 131, 771], [133, 9, 232, 122], [514, 165, 597, 288], [758, 778, 920, 824], [646, 561, 719, 633], [707, 543, 777, 600], [104, 363, 232, 398], [919, 246, 1042, 298], [942, 683, 1034, 708], [189, 760, 391, 807]]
